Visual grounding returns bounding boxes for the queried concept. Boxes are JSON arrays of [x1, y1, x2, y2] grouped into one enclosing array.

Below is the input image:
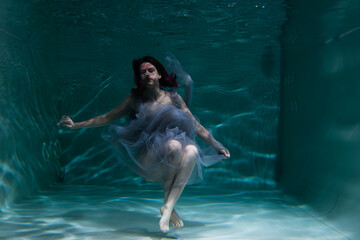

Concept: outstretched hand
[[217, 148, 230, 159], [57, 115, 76, 129]]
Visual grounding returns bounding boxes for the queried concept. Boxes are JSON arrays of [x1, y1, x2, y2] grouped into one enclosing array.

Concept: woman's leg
[[159, 144, 198, 232], [162, 140, 184, 229]]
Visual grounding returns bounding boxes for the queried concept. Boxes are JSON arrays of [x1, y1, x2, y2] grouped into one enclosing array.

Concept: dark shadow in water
[[116, 219, 207, 240], [261, 45, 276, 78], [117, 227, 179, 240]]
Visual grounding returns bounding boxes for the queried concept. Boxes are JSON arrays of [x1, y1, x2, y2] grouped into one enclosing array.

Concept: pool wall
[[1, 0, 285, 208], [0, 1, 61, 208], [279, 0, 360, 238], [2, 2, 360, 238]]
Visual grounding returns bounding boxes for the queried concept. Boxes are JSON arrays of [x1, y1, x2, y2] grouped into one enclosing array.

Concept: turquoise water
[[1, 0, 355, 239], [53, 0, 284, 188], [0, 185, 347, 240], [1, 0, 285, 204]]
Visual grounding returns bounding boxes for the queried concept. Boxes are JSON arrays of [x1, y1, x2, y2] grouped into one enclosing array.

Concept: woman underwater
[[58, 56, 230, 233]]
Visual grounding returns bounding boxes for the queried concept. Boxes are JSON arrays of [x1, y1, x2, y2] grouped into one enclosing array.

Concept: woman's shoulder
[[123, 93, 141, 110], [167, 89, 180, 99], [166, 90, 185, 108], [123, 93, 136, 104]]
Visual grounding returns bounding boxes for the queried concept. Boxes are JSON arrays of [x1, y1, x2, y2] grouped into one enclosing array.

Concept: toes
[[172, 219, 183, 228], [178, 220, 184, 228], [160, 207, 184, 231]]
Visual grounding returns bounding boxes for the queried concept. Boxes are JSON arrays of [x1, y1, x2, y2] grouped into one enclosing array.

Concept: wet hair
[[131, 56, 178, 96]]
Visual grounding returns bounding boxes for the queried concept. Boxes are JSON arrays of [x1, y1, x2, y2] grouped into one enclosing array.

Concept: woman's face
[[139, 62, 161, 88]]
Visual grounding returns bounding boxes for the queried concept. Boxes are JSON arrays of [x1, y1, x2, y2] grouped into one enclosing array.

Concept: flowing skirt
[[103, 102, 224, 185]]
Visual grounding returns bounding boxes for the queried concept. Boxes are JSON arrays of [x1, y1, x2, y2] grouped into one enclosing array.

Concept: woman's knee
[[166, 140, 182, 156], [183, 144, 198, 159]]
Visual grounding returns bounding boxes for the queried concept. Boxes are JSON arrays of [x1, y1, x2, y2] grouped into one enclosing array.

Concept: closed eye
[[140, 67, 156, 75]]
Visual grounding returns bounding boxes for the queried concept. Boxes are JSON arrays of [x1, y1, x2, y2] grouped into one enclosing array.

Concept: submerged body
[[104, 91, 225, 186], [58, 56, 230, 232]]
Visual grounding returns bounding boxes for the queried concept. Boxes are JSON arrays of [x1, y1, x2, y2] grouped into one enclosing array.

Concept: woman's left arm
[[174, 93, 230, 158]]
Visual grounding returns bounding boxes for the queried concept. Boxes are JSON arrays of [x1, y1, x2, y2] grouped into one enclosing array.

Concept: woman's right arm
[[58, 94, 135, 130]]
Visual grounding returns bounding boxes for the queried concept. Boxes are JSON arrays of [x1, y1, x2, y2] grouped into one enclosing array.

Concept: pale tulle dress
[[103, 91, 224, 186]]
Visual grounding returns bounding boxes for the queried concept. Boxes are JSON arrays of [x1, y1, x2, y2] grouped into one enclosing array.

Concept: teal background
[[0, 0, 284, 201], [1, 0, 359, 239], [279, 0, 360, 237]]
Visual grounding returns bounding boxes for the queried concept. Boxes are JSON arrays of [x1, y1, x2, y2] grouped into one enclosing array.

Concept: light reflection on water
[[1, 0, 285, 210], [0, 184, 346, 240]]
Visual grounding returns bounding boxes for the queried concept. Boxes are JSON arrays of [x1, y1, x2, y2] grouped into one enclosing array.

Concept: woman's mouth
[[145, 78, 153, 83]]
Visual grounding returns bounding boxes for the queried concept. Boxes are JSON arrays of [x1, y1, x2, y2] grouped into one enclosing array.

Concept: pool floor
[[0, 184, 348, 240]]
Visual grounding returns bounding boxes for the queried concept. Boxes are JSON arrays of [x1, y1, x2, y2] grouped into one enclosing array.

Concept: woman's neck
[[143, 87, 163, 101]]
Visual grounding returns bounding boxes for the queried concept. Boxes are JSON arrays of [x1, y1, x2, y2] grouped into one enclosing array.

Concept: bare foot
[[159, 205, 171, 232], [160, 206, 184, 229]]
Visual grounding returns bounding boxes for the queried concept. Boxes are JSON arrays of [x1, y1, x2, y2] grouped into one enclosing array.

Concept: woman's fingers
[[57, 115, 74, 129], [58, 115, 68, 125], [223, 150, 230, 158], [218, 148, 230, 159]]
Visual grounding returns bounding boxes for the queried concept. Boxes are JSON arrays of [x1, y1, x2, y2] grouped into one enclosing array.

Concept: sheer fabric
[[103, 92, 224, 185]]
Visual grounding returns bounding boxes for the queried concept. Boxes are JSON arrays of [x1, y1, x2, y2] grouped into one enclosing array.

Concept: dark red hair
[[131, 56, 178, 96]]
